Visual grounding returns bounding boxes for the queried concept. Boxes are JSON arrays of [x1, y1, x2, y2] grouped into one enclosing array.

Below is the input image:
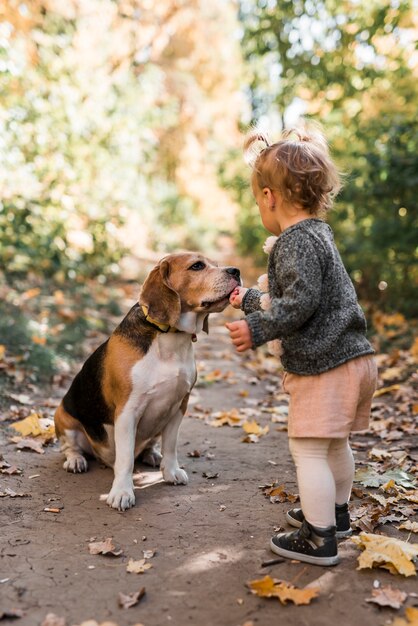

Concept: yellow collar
[[140, 304, 178, 333]]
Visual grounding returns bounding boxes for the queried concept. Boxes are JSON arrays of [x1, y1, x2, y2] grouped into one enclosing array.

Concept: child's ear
[[263, 187, 276, 209]]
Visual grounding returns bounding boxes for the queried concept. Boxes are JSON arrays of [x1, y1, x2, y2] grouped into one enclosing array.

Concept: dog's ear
[[140, 260, 181, 327], [202, 314, 209, 334]]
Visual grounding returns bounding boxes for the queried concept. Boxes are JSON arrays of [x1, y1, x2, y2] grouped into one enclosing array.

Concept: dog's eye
[[189, 261, 206, 271]]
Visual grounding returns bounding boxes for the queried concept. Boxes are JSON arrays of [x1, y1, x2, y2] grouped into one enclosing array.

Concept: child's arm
[[245, 232, 323, 347], [230, 287, 264, 313]]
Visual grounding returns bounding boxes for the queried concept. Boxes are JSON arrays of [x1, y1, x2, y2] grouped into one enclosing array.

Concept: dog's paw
[[140, 447, 162, 468], [63, 456, 88, 473], [105, 485, 136, 511], [162, 465, 189, 485]]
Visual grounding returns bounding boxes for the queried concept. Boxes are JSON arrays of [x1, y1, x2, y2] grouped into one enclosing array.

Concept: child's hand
[[225, 320, 252, 352], [229, 287, 248, 309]]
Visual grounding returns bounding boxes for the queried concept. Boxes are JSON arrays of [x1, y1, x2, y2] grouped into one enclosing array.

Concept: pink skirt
[[283, 355, 378, 438]]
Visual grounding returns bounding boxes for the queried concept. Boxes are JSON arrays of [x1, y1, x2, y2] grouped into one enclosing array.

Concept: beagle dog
[[54, 252, 240, 510]]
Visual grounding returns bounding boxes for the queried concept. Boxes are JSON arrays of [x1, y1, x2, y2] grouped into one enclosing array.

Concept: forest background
[[0, 0, 417, 380]]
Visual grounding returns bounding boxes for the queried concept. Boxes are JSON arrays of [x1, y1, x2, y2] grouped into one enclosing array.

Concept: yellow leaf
[[247, 575, 319, 605], [209, 410, 245, 428], [242, 420, 269, 436], [352, 532, 418, 577], [11, 413, 43, 437], [10, 414, 55, 440], [374, 384, 400, 397], [0, 345, 5, 360], [391, 607, 418, 626]]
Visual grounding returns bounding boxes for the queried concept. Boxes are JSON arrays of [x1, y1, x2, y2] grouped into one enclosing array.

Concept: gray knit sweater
[[242, 219, 374, 375]]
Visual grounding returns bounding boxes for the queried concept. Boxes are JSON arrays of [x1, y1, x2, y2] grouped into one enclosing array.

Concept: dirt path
[[1, 311, 417, 626]]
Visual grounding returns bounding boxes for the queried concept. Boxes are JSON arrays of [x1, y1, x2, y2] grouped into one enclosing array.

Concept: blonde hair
[[244, 120, 342, 215]]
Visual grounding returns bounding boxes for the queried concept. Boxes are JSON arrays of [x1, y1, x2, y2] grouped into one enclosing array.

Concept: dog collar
[[140, 304, 197, 342]]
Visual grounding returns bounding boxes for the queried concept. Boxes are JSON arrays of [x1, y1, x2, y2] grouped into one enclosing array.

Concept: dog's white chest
[[129, 334, 195, 430]]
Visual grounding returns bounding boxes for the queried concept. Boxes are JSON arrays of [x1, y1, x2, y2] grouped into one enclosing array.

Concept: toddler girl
[[226, 121, 377, 566]]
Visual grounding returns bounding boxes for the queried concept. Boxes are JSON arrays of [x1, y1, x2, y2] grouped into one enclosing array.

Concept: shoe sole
[[270, 537, 340, 566], [285, 511, 352, 539]]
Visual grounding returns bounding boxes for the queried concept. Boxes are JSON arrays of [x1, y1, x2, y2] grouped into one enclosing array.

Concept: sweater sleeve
[[241, 288, 263, 314], [246, 231, 323, 348]]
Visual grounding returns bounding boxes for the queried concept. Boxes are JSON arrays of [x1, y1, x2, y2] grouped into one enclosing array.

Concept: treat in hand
[[229, 287, 248, 309]]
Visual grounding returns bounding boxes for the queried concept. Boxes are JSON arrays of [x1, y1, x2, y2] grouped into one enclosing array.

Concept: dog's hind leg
[[138, 437, 162, 467], [55, 404, 91, 473]]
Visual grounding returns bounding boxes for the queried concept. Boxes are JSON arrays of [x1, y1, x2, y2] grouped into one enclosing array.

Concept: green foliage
[[235, 0, 418, 315]]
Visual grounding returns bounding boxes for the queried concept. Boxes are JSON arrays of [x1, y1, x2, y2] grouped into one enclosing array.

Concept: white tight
[[288, 437, 355, 529]]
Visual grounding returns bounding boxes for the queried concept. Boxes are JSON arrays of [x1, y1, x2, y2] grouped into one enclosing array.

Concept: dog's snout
[[225, 267, 241, 281]]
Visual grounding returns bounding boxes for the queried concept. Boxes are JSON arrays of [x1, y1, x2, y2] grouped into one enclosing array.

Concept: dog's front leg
[[106, 411, 136, 511], [160, 407, 188, 485]]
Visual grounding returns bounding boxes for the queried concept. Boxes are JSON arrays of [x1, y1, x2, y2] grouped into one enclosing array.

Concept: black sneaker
[[286, 503, 352, 539], [270, 519, 339, 566]]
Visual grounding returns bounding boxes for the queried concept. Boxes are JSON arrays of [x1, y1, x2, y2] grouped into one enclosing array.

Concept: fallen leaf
[[209, 409, 245, 427], [11, 413, 43, 437], [118, 587, 146, 609], [398, 521, 418, 533], [355, 468, 416, 489], [390, 607, 418, 626], [143, 549, 155, 559], [241, 433, 261, 443], [126, 558, 153, 574], [88, 538, 123, 557], [247, 575, 319, 605], [202, 471, 219, 479], [352, 532, 418, 576], [366, 585, 407, 609], [242, 420, 269, 437], [374, 384, 400, 397], [0, 488, 30, 498], [11, 437, 45, 454], [260, 482, 299, 504], [187, 450, 201, 458]]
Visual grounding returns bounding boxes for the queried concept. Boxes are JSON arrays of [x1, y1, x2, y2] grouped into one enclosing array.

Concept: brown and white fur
[[54, 252, 240, 510]]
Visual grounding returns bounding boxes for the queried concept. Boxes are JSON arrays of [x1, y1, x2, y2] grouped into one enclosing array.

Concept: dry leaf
[[398, 521, 418, 533], [209, 409, 245, 428], [126, 558, 153, 574], [11, 437, 45, 454], [241, 433, 261, 443], [143, 549, 155, 559], [202, 471, 219, 479], [352, 532, 418, 576], [118, 587, 146, 609], [242, 420, 269, 436], [248, 575, 319, 605], [0, 488, 30, 498], [260, 482, 299, 504], [374, 384, 400, 397], [366, 585, 407, 609], [391, 607, 418, 626], [88, 538, 123, 557]]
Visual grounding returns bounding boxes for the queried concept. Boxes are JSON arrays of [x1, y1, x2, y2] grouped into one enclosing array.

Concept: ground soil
[[1, 310, 417, 626]]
